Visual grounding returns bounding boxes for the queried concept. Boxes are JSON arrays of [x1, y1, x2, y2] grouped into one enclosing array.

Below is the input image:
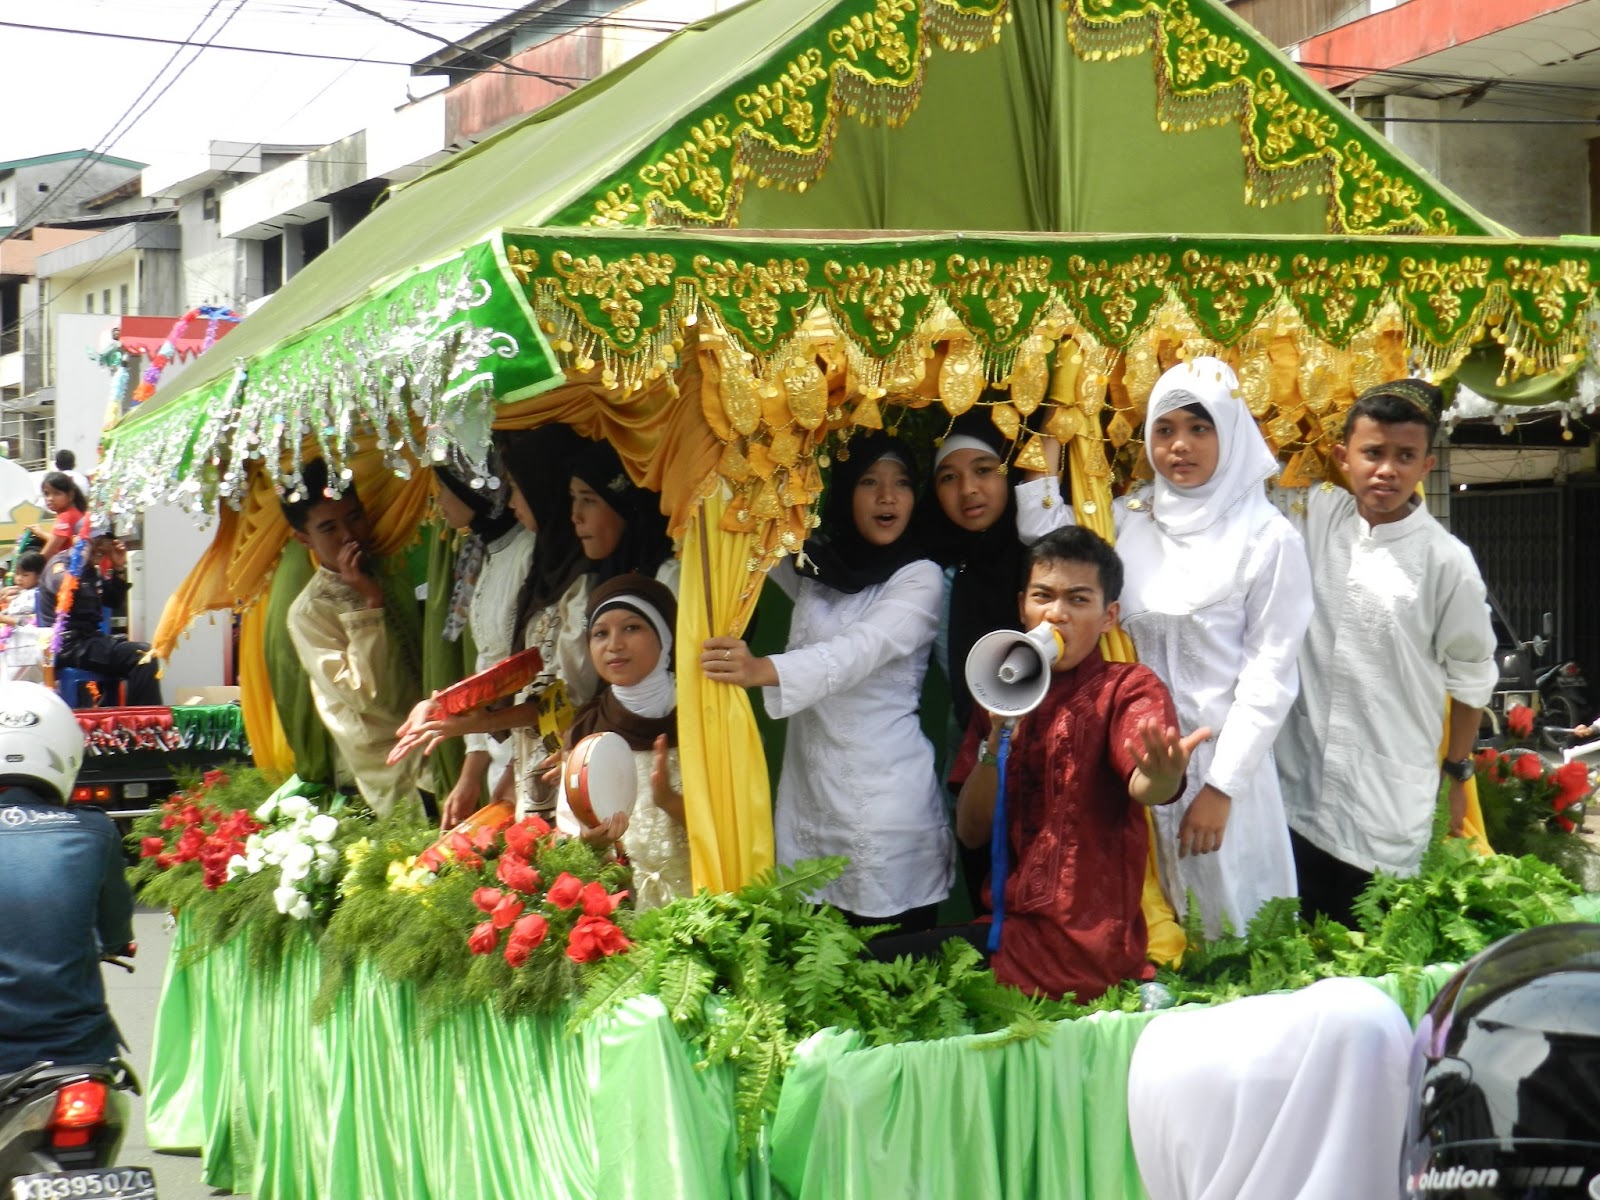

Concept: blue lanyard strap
[[986, 724, 1012, 955]]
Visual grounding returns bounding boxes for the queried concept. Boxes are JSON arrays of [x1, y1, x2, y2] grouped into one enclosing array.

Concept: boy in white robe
[[1276, 380, 1496, 924]]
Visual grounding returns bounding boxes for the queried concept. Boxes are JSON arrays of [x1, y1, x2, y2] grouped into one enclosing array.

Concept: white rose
[[314, 859, 334, 883], [273, 885, 300, 914], [284, 842, 316, 871], [280, 861, 309, 885], [315, 842, 339, 864], [277, 795, 312, 820], [288, 895, 312, 921], [225, 854, 249, 881], [307, 813, 339, 844]]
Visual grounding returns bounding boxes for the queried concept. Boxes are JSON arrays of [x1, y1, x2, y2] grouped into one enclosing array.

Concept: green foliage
[[572, 856, 1074, 1160]]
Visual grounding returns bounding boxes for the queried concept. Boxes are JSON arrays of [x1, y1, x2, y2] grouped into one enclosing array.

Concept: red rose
[[1507, 704, 1534, 739], [503, 817, 550, 858], [546, 872, 584, 910], [1473, 748, 1497, 772], [509, 912, 549, 951], [1558, 814, 1578, 833], [1512, 753, 1544, 782], [173, 825, 206, 862], [565, 915, 631, 964], [579, 881, 626, 917], [505, 913, 549, 966], [156, 852, 176, 870], [470, 824, 497, 852], [140, 836, 166, 858], [1551, 760, 1591, 803], [497, 854, 540, 894], [472, 887, 503, 913], [202, 770, 229, 789], [467, 921, 498, 955], [490, 894, 524, 930], [417, 847, 444, 872]]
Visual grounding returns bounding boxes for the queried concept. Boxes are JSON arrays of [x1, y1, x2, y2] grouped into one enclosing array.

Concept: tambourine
[[564, 732, 637, 829]]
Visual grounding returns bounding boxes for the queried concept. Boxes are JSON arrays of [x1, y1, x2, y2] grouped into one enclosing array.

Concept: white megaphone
[[964, 623, 1066, 720]]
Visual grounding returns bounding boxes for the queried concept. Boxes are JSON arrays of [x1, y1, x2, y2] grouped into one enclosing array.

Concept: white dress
[[465, 525, 535, 778], [763, 558, 954, 917], [1277, 485, 1497, 876], [0, 588, 44, 684]]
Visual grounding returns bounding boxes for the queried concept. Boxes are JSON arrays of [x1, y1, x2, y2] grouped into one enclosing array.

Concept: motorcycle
[[0, 954, 157, 1200], [1480, 604, 1591, 745]]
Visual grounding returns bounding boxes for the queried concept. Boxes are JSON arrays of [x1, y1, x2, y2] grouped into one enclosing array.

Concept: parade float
[[90, 0, 1600, 1194]]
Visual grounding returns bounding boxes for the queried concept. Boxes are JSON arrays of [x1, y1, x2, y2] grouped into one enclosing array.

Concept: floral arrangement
[[130, 306, 241, 403], [1473, 703, 1598, 887], [226, 789, 346, 921], [133, 769, 265, 891], [316, 813, 630, 1021]]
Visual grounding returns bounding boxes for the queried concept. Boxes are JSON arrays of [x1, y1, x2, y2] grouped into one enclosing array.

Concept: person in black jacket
[[37, 516, 162, 706]]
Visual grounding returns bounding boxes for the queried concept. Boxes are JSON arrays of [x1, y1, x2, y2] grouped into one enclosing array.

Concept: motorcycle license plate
[[10, 1166, 157, 1200]]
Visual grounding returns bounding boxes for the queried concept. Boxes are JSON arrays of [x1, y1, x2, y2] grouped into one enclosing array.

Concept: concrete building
[[0, 150, 145, 233]]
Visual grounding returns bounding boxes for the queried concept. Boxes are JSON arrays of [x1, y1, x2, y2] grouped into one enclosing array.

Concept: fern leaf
[[567, 942, 660, 1033], [657, 955, 716, 1028]]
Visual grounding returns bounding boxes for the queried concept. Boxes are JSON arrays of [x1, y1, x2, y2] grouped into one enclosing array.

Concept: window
[[119, 284, 128, 314], [102, 289, 111, 314], [202, 188, 219, 222], [85, 295, 95, 313], [36, 182, 49, 193]]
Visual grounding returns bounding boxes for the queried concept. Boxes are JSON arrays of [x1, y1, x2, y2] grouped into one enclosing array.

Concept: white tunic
[[1018, 475, 1312, 935], [464, 525, 536, 768], [763, 559, 954, 917], [1277, 486, 1496, 876]]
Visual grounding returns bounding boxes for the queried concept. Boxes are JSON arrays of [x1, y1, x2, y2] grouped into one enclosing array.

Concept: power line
[[326, 0, 577, 88], [4, 0, 243, 242], [0, 19, 589, 80]]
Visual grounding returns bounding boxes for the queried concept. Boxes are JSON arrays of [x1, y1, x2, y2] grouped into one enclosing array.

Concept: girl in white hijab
[[1018, 357, 1312, 935]]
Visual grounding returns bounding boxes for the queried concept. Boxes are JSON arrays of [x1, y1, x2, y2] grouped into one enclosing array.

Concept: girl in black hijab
[[701, 430, 954, 931], [567, 438, 675, 587]]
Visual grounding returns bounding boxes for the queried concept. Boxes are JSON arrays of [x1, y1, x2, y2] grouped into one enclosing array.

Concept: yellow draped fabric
[[1444, 714, 1492, 855], [238, 600, 296, 776], [675, 487, 775, 891], [1052, 349, 1187, 965]]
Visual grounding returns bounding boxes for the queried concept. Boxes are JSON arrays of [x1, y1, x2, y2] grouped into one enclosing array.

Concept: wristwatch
[[1441, 756, 1475, 783], [978, 744, 999, 768]]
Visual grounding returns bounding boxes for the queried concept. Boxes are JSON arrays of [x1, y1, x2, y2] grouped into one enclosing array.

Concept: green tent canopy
[[96, 0, 1520, 513]]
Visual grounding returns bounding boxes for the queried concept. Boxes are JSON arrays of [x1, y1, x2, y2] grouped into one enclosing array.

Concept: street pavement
[[106, 908, 243, 1200]]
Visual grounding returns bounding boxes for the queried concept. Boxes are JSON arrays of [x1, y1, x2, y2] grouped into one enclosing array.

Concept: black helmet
[[1402, 923, 1600, 1198]]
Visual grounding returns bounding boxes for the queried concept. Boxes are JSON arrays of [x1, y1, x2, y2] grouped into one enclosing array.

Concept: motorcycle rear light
[[51, 1126, 92, 1148], [50, 1080, 108, 1130], [1564, 663, 1581, 676], [68, 785, 113, 803], [70, 786, 91, 802]]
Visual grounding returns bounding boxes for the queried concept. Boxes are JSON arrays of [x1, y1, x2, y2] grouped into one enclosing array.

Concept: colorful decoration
[[130, 306, 242, 404], [47, 517, 92, 658]]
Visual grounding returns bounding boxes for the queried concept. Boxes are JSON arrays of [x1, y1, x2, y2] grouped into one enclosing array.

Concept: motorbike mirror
[[1542, 611, 1555, 637], [1532, 636, 1549, 658]]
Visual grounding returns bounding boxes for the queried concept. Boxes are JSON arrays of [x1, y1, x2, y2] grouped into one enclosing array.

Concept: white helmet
[[0, 681, 85, 803]]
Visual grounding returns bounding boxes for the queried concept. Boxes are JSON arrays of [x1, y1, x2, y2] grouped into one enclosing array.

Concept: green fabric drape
[[263, 546, 335, 787], [143, 917, 1486, 1200]]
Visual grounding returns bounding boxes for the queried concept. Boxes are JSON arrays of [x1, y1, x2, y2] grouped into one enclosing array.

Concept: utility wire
[[326, 0, 577, 87], [0, 19, 588, 80], [4, 0, 241, 242]]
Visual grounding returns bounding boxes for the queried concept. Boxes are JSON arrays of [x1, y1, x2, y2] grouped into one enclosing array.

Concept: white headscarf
[[1120, 357, 1283, 617], [1128, 977, 1414, 1200], [591, 592, 676, 719], [1143, 356, 1280, 539]]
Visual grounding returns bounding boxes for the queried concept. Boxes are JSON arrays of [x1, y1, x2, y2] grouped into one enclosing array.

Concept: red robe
[[952, 653, 1176, 1001]]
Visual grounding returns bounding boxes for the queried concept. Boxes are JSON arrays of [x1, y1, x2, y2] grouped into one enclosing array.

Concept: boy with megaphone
[[953, 526, 1209, 1002]]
